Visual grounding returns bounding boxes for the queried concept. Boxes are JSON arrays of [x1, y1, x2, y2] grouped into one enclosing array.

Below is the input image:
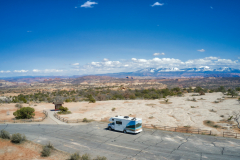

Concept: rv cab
[[108, 116, 142, 134]]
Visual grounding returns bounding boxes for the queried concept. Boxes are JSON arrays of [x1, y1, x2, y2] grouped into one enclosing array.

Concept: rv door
[[115, 120, 123, 131]]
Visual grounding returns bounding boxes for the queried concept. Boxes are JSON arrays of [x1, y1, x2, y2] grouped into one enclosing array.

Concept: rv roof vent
[[124, 116, 129, 118], [131, 117, 136, 121]]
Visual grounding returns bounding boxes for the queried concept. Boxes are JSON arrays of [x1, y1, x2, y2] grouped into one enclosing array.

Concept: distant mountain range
[[1, 67, 240, 82], [100, 67, 240, 78]]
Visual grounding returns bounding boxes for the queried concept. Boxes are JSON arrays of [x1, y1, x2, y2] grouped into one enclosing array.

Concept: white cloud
[[44, 69, 64, 73], [14, 70, 28, 73], [197, 49, 205, 52], [72, 63, 79, 66], [103, 58, 109, 62], [81, 1, 98, 8], [210, 6, 213, 9], [0, 70, 11, 73], [151, 2, 164, 7], [153, 52, 165, 56], [238, 57, 240, 59], [80, 56, 240, 74], [33, 69, 41, 72], [32, 69, 64, 73]]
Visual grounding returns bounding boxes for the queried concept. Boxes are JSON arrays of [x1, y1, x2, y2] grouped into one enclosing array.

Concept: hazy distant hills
[[100, 67, 240, 78]]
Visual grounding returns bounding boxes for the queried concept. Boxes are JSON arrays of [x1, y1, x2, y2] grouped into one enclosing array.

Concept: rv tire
[[108, 127, 112, 131], [123, 130, 127, 134]]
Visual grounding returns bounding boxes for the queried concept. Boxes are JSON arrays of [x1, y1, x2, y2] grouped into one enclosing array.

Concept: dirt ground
[[0, 92, 240, 134], [0, 139, 69, 160], [0, 103, 45, 120]]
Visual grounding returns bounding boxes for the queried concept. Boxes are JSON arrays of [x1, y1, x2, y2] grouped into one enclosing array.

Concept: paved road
[[1, 122, 240, 160]]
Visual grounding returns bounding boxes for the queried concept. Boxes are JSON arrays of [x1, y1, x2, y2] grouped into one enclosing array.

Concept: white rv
[[108, 116, 142, 134]]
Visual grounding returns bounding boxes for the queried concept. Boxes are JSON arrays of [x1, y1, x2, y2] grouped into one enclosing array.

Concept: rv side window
[[116, 121, 122, 125]]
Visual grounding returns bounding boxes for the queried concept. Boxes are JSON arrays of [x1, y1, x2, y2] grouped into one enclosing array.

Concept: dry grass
[[159, 101, 172, 104], [203, 120, 221, 129]]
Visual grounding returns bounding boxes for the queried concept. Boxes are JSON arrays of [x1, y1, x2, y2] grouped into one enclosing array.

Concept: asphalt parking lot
[[1, 122, 240, 160]]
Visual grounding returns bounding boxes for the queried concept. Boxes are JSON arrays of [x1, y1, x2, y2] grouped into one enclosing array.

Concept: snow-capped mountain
[[102, 67, 240, 78]]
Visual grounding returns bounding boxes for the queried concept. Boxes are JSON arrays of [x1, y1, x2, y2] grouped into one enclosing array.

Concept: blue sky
[[0, 0, 240, 77]]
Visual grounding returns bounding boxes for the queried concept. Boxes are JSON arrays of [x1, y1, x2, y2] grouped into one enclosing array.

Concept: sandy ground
[[1, 93, 239, 133], [0, 103, 45, 120], [0, 139, 69, 160]]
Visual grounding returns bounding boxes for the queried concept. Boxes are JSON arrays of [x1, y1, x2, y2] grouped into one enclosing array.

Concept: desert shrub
[[41, 146, 51, 157], [82, 118, 92, 123], [58, 106, 71, 114], [0, 130, 11, 139], [46, 142, 54, 149], [15, 103, 23, 108], [165, 99, 169, 103], [11, 133, 26, 143], [93, 156, 107, 160], [192, 98, 196, 102], [69, 152, 81, 160], [87, 94, 96, 103], [220, 115, 224, 117], [13, 107, 35, 119], [199, 91, 205, 95], [112, 108, 116, 111], [81, 153, 91, 160]]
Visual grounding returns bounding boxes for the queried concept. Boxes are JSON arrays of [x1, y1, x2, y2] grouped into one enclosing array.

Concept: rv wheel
[[123, 130, 127, 134], [108, 127, 112, 131]]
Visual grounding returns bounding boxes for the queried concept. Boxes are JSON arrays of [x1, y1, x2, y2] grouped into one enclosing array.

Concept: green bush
[[59, 106, 69, 112], [93, 156, 107, 160], [81, 153, 91, 160], [0, 130, 11, 139], [11, 133, 26, 143], [41, 146, 51, 157], [69, 152, 81, 160], [13, 107, 35, 119], [82, 118, 91, 123], [87, 94, 96, 103]]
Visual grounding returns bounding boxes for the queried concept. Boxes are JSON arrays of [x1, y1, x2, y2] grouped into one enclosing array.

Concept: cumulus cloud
[[153, 53, 165, 56], [103, 58, 109, 62], [33, 69, 41, 72], [197, 49, 205, 52], [81, 1, 98, 8], [14, 70, 28, 73], [0, 70, 11, 73], [72, 63, 79, 66], [151, 2, 164, 7], [32, 69, 63, 73], [80, 56, 240, 74]]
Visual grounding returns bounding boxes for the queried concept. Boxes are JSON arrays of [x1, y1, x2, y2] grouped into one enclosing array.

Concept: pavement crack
[[176, 136, 190, 150]]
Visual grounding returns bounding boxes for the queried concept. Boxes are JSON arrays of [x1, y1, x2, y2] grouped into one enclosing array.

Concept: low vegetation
[[203, 120, 220, 128], [82, 118, 92, 123], [13, 107, 35, 119], [0, 130, 11, 139], [58, 106, 71, 114], [41, 142, 54, 157], [111, 107, 116, 111], [11, 133, 27, 143], [69, 152, 107, 160]]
